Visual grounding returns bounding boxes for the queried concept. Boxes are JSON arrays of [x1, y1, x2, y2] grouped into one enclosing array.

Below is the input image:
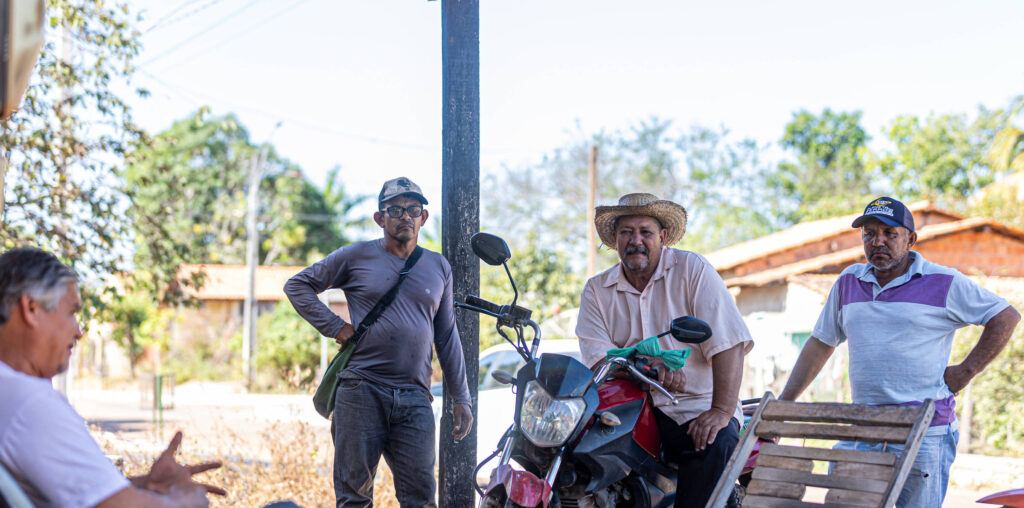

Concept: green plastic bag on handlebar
[[606, 335, 690, 371]]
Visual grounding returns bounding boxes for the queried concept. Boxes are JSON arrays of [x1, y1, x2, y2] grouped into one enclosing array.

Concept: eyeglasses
[[382, 205, 424, 219]]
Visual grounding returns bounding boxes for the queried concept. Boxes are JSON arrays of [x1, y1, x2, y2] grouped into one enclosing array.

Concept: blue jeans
[[832, 422, 959, 508], [332, 373, 437, 508]]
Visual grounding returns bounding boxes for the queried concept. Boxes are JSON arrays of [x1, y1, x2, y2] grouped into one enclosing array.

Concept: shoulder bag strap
[[348, 245, 424, 347]]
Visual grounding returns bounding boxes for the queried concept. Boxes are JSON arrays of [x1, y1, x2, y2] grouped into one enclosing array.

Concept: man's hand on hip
[[453, 403, 474, 441], [687, 407, 732, 451], [335, 324, 355, 347], [943, 364, 974, 394]]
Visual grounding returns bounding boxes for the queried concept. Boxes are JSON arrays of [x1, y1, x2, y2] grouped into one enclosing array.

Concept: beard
[[622, 245, 650, 272], [868, 248, 907, 271]]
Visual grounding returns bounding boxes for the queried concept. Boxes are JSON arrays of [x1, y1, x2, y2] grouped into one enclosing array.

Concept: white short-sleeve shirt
[[813, 252, 1010, 407], [0, 361, 129, 508]]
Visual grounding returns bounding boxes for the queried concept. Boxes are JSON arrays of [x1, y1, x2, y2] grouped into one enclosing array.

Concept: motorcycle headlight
[[519, 380, 586, 447]]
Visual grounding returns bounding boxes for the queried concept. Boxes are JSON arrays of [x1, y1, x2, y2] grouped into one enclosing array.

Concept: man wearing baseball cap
[[781, 196, 1020, 507], [575, 193, 754, 508], [285, 176, 473, 507]]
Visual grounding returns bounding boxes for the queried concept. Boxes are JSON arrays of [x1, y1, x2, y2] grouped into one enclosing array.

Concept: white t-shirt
[[0, 361, 129, 508]]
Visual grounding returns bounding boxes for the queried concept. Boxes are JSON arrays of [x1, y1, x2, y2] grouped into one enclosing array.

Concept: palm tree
[[988, 95, 1024, 173]]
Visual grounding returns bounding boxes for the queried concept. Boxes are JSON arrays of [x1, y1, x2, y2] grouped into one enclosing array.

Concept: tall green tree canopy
[[1, 0, 145, 278], [875, 108, 1003, 202], [484, 117, 778, 261], [123, 110, 347, 301], [775, 109, 872, 221]]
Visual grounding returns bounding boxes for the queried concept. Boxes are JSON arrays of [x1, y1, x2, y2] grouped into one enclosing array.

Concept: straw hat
[[594, 193, 687, 249]]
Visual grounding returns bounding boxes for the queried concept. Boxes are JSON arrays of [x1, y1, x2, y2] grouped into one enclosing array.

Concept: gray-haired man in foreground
[[0, 248, 224, 508]]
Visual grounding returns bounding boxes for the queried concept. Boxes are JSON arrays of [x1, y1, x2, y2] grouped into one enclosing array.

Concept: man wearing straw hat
[[575, 193, 754, 508]]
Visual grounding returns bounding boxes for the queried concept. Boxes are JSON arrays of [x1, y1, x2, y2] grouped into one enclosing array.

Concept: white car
[[432, 338, 583, 484]]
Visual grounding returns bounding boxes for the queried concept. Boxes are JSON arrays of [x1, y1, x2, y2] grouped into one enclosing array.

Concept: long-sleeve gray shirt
[[284, 239, 471, 404]]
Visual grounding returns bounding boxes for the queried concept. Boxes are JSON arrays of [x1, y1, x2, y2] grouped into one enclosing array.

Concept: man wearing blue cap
[[780, 196, 1020, 508]]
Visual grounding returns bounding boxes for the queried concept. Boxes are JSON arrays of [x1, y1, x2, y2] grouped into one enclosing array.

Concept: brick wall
[[918, 229, 1024, 277]]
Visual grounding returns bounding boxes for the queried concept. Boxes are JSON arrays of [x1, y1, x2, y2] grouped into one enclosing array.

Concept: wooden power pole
[[439, 0, 479, 506]]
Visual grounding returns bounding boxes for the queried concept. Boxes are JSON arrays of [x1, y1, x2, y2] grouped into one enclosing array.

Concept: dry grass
[[92, 421, 404, 507]]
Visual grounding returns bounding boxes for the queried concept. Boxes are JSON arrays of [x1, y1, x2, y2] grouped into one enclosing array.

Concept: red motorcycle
[[460, 232, 757, 508]]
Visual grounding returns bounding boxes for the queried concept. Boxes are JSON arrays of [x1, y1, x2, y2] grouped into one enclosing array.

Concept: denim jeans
[[832, 422, 959, 508], [332, 373, 437, 508]]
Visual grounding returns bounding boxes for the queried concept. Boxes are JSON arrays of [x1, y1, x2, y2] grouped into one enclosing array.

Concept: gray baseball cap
[[378, 177, 428, 208]]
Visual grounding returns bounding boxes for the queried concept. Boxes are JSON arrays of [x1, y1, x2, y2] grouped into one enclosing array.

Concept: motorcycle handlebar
[[464, 294, 502, 315]]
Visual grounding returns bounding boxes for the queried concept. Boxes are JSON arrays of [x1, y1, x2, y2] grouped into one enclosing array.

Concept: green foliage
[[123, 110, 351, 303], [105, 288, 174, 378], [252, 302, 322, 390], [775, 109, 873, 221], [477, 232, 586, 350], [987, 96, 1024, 173], [484, 117, 778, 259], [952, 293, 1024, 456], [1, 0, 145, 275], [874, 108, 1003, 202], [322, 165, 374, 245]]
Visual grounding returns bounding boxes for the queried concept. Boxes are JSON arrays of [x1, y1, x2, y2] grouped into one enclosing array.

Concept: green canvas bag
[[313, 246, 424, 419]]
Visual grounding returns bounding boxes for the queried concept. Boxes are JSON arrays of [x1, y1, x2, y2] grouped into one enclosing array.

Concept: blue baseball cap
[[851, 197, 915, 232]]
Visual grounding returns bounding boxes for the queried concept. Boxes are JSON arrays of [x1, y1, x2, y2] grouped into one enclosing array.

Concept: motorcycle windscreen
[[534, 353, 593, 398]]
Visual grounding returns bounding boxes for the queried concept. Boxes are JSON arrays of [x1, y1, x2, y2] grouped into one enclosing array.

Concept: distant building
[[174, 264, 349, 349]]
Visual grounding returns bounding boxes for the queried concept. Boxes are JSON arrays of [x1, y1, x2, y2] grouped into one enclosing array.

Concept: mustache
[[870, 247, 891, 257], [625, 245, 648, 256]]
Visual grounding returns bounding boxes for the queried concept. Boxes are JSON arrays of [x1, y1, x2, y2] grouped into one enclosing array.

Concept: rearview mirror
[[670, 316, 712, 343], [471, 232, 511, 266]]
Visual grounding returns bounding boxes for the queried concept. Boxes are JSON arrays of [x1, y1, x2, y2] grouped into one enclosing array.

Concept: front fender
[[481, 464, 553, 508]]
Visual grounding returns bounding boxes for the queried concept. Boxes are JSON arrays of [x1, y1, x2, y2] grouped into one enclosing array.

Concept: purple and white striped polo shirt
[[812, 251, 1009, 426]]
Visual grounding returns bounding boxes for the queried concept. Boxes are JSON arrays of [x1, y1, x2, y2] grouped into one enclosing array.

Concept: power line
[[158, 0, 313, 72], [138, 70, 439, 152], [138, 0, 267, 68], [143, 0, 225, 34]]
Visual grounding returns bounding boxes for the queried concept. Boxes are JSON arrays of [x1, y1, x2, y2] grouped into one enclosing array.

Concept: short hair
[[0, 248, 78, 325], [613, 215, 664, 233]]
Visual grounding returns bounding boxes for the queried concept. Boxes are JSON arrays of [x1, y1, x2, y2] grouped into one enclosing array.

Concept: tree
[[123, 110, 347, 302], [987, 95, 1024, 173], [1, 0, 146, 279], [484, 118, 777, 261], [321, 165, 374, 246], [476, 232, 586, 349], [874, 108, 1003, 203], [775, 109, 873, 221]]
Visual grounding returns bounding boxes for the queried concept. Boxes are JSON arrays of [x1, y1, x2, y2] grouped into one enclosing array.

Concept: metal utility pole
[[587, 145, 598, 277], [241, 123, 281, 391], [242, 150, 262, 391], [439, 0, 479, 506]]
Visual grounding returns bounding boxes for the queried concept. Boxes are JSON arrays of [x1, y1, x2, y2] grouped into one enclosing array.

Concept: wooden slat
[[759, 443, 897, 466], [747, 479, 805, 499], [762, 400, 919, 426], [707, 391, 776, 508], [881, 399, 935, 507], [825, 488, 884, 506], [743, 494, 878, 508], [751, 467, 890, 494], [756, 421, 910, 443], [755, 454, 814, 472], [832, 462, 894, 482]]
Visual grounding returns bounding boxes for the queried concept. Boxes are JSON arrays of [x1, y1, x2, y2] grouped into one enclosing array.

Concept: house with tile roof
[[704, 202, 1024, 401], [170, 264, 348, 366]]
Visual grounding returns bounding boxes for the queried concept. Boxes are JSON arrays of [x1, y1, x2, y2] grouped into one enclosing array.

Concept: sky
[[125, 0, 1024, 211]]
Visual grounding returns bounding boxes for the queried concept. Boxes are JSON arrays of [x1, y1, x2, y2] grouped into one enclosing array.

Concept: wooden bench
[[706, 392, 935, 508]]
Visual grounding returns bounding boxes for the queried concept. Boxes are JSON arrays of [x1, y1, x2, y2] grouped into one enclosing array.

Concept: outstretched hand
[[134, 431, 227, 497]]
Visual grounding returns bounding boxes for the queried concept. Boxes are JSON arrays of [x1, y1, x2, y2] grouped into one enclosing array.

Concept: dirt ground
[[71, 380, 1017, 507]]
